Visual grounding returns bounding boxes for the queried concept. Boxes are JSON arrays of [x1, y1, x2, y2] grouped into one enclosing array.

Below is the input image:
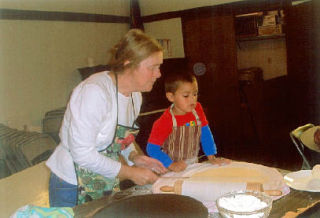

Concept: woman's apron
[[163, 105, 202, 164], [74, 75, 139, 205]]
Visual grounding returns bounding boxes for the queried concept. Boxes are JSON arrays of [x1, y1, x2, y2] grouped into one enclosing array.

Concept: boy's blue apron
[[74, 75, 139, 205]]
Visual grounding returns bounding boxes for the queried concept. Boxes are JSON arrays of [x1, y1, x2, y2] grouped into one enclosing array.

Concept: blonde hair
[[108, 29, 163, 74]]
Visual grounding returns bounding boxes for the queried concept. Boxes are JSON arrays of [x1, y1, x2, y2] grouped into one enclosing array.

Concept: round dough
[[190, 167, 269, 184], [153, 162, 285, 196]]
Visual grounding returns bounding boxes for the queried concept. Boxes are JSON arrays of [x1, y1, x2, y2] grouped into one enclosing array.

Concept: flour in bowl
[[218, 194, 268, 217]]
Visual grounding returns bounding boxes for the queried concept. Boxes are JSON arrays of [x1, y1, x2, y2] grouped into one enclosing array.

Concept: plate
[[284, 170, 320, 192]]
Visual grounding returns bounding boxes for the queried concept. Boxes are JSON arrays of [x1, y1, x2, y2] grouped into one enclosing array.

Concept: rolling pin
[[160, 180, 282, 202]]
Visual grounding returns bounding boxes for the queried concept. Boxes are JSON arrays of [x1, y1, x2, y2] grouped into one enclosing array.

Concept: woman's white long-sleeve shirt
[[46, 71, 142, 185]]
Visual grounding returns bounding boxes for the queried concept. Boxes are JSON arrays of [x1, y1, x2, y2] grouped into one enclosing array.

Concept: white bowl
[[216, 191, 273, 218]]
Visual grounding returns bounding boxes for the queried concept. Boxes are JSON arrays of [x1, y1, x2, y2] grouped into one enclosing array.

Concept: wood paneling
[[182, 13, 240, 156], [286, 1, 319, 124], [142, 0, 290, 23], [0, 8, 129, 23]]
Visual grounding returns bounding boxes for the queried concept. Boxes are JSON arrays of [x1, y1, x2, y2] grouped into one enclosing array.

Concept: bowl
[[216, 191, 273, 218]]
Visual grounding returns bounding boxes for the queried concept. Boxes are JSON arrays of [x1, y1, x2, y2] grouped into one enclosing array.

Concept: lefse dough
[[153, 162, 285, 195], [190, 167, 269, 184]]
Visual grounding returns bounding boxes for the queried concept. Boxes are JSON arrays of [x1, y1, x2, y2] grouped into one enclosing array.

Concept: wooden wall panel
[[182, 14, 241, 156], [286, 1, 319, 124]]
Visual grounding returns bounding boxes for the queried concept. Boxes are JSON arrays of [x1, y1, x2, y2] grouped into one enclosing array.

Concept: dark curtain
[[130, 0, 144, 30]]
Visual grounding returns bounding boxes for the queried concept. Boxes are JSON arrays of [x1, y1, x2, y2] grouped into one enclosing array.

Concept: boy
[[147, 72, 230, 172]]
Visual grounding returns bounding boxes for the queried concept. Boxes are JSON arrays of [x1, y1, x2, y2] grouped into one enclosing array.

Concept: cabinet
[[236, 9, 287, 81], [235, 10, 285, 42]]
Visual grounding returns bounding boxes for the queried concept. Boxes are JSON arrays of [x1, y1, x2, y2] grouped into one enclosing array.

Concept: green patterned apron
[[75, 75, 139, 205]]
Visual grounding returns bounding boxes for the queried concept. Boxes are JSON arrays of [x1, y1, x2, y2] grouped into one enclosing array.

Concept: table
[[268, 168, 320, 217], [270, 189, 320, 217], [74, 169, 320, 217]]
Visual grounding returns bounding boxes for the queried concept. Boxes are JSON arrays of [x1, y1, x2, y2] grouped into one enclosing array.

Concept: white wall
[[0, 0, 129, 15], [144, 18, 185, 59], [0, 0, 291, 131], [237, 38, 287, 80], [0, 0, 130, 131]]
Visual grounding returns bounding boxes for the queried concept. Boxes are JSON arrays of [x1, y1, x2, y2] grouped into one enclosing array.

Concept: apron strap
[[131, 96, 136, 128], [115, 74, 119, 128], [169, 105, 178, 127], [115, 73, 136, 129], [169, 104, 202, 127], [191, 109, 202, 126]]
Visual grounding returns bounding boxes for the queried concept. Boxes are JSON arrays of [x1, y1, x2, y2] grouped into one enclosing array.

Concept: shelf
[[236, 34, 285, 42]]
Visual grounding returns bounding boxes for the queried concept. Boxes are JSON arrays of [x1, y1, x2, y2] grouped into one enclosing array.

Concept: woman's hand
[[168, 160, 187, 172], [207, 155, 231, 166], [130, 152, 168, 175], [118, 165, 159, 186]]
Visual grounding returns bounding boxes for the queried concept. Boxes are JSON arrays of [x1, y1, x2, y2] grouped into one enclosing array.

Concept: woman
[[46, 29, 167, 207]]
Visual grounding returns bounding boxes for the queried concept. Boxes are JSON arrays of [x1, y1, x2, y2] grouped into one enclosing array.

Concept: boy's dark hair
[[164, 72, 197, 93]]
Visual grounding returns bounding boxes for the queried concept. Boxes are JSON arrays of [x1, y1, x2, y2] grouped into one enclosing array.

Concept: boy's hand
[[207, 155, 231, 166], [168, 160, 187, 172]]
